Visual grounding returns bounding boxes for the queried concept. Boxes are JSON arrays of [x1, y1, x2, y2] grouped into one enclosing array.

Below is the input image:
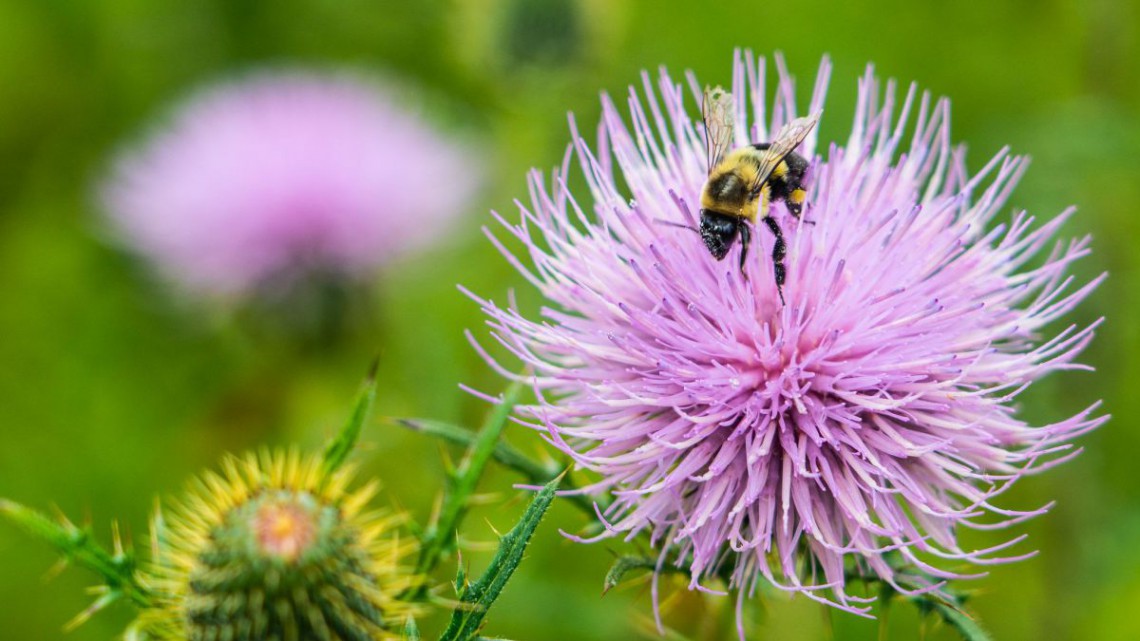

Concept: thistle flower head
[[101, 71, 478, 298], [136, 449, 417, 641], [470, 51, 1106, 618]]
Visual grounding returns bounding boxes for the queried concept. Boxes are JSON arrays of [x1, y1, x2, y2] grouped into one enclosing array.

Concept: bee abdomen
[[750, 144, 808, 213]]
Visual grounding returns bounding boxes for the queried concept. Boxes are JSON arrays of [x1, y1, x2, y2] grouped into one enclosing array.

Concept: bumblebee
[[698, 87, 820, 303]]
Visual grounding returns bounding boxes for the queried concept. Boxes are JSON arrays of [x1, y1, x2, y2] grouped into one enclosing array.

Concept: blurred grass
[[0, 0, 1137, 639]]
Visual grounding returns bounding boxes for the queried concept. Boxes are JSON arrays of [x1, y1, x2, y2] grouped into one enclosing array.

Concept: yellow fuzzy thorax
[[700, 146, 788, 223]]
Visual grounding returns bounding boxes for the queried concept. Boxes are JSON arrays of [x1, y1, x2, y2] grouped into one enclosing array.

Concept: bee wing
[[748, 111, 821, 197], [702, 86, 736, 176]]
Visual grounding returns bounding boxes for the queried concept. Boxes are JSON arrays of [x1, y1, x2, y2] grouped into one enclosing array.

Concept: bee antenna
[[653, 218, 699, 234]]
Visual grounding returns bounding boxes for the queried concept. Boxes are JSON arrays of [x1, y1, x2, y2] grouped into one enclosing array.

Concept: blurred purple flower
[[102, 71, 477, 297], [468, 52, 1106, 621]]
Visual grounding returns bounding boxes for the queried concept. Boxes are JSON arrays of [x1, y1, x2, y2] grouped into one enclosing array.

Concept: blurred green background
[[0, 1, 1137, 639]]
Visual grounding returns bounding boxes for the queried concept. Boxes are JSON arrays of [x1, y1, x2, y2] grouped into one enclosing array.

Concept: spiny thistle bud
[[136, 450, 418, 641]]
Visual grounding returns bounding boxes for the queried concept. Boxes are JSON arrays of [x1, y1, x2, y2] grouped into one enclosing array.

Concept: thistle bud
[[137, 450, 417, 641]]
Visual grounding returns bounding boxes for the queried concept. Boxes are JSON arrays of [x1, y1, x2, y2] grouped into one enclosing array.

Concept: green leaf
[[602, 555, 659, 595], [404, 616, 422, 641], [0, 499, 152, 612], [602, 554, 691, 595], [321, 359, 379, 477], [896, 585, 989, 641], [925, 599, 991, 641], [438, 476, 560, 641], [395, 416, 604, 517], [855, 562, 993, 641], [396, 417, 552, 480], [413, 381, 525, 583], [891, 569, 991, 641], [454, 550, 469, 597]]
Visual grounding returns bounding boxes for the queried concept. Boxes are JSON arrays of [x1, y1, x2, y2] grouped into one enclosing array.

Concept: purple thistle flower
[[468, 51, 1106, 623], [101, 70, 478, 297]]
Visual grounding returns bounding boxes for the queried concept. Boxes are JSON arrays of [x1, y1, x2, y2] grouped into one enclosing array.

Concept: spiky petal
[[469, 51, 1106, 621]]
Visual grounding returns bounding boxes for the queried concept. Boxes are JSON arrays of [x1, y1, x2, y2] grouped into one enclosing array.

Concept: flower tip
[[251, 498, 319, 562]]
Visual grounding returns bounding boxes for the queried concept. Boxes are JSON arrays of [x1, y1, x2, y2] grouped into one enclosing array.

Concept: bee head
[[699, 210, 740, 261]]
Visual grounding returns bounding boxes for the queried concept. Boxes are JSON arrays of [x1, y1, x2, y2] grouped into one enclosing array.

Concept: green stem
[[411, 381, 525, 594], [846, 567, 992, 641], [394, 416, 607, 517], [439, 476, 560, 641], [321, 360, 379, 478], [0, 499, 152, 609], [603, 554, 691, 595]]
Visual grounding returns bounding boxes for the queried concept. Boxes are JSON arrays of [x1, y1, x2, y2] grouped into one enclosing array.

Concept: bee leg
[[761, 215, 787, 305], [738, 222, 752, 274]]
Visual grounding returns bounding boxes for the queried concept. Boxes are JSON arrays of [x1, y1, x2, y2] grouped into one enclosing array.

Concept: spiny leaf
[[924, 598, 991, 641], [396, 417, 550, 480], [891, 568, 991, 641], [602, 554, 690, 595], [395, 416, 603, 516], [404, 616, 422, 641], [603, 555, 660, 595], [414, 381, 524, 583], [454, 550, 469, 597], [438, 476, 559, 641], [321, 359, 379, 477], [855, 563, 993, 641], [64, 588, 120, 631], [895, 584, 989, 641], [0, 499, 151, 610]]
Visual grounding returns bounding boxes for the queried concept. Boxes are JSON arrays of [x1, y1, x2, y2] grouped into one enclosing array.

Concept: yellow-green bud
[[135, 450, 418, 641]]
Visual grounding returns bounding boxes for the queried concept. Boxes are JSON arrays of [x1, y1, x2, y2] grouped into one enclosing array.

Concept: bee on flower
[[469, 50, 1106, 631]]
